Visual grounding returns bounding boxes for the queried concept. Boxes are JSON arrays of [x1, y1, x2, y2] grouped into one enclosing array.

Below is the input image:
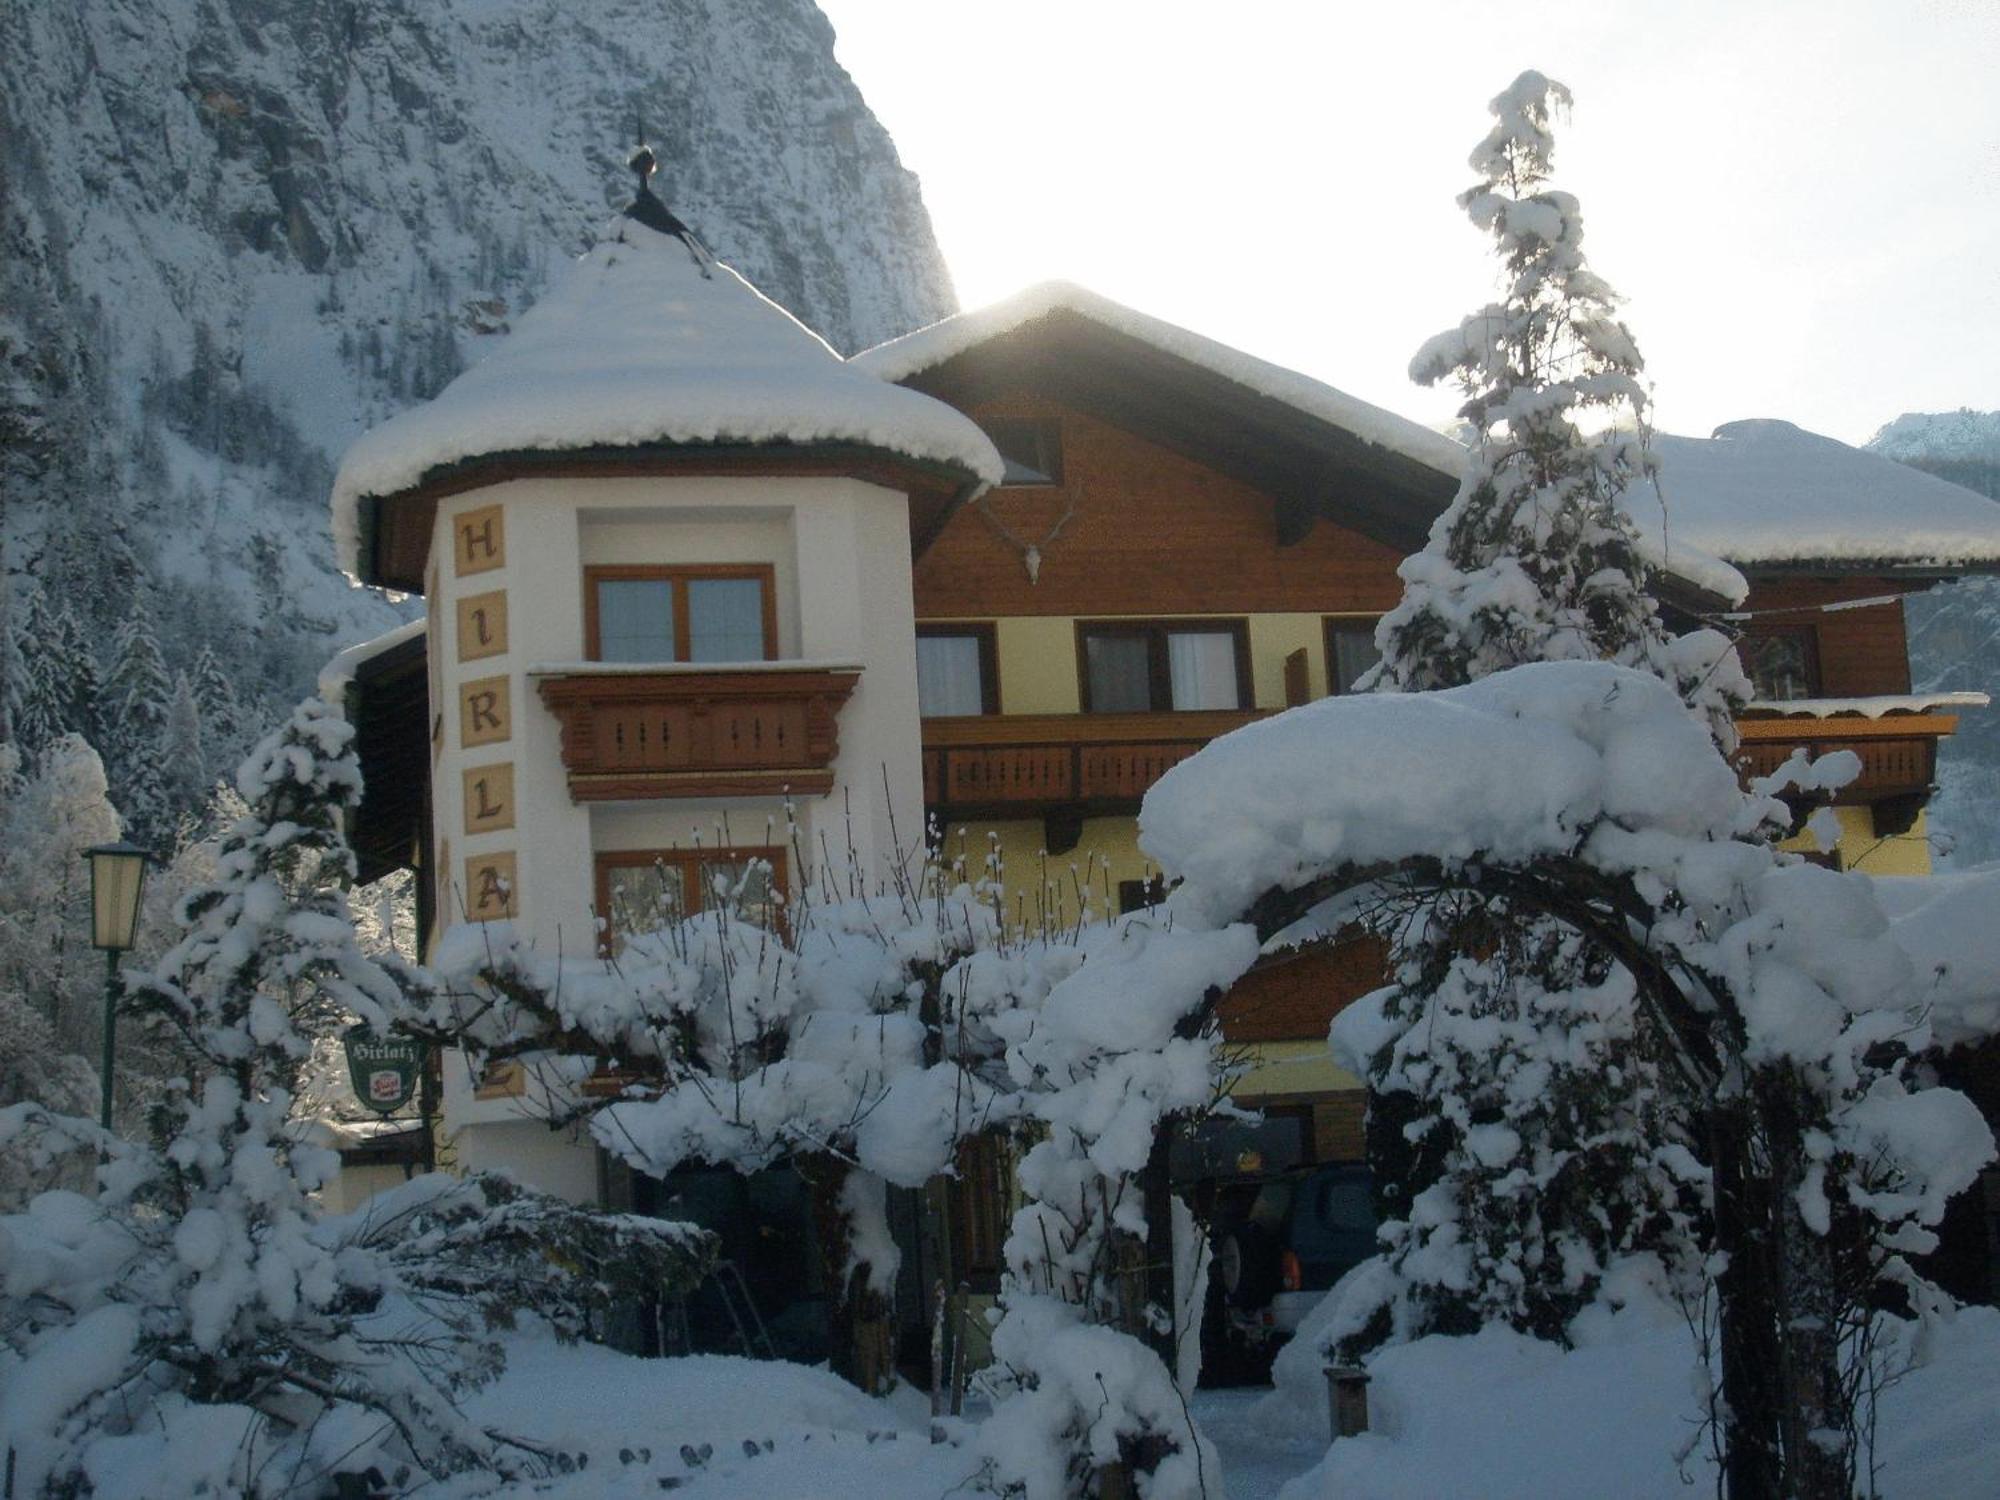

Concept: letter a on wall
[[465, 851, 518, 921]]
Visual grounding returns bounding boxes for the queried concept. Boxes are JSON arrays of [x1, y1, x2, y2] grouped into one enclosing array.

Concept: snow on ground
[[1250, 1293, 2000, 1500], [468, 1331, 981, 1498], [467, 1329, 1336, 1499]]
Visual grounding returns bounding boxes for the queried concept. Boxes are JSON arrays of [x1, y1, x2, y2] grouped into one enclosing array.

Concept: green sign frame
[[343, 1027, 426, 1116]]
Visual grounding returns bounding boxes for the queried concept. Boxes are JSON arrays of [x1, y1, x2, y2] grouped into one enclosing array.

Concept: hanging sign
[[343, 1028, 425, 1115]]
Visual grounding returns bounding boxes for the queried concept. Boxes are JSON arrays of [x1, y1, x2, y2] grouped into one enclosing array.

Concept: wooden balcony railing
[[535, 664, 860, 802], [921, 703, 1965, 832], [1731, 709, 1959, 807], [922, 710, 1267, 815]]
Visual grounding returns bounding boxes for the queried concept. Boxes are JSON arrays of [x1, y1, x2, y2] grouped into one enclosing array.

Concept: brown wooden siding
[[1219, 937, 1390, 1045], [913, 394, 1410, 619], [1738, 577, 1916, 697]]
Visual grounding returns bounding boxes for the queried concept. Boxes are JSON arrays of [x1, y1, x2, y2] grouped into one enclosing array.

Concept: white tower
[[332, 162, 999, 1197]]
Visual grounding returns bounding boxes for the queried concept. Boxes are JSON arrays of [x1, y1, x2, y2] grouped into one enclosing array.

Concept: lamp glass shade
[[86, 841, 152, 952]]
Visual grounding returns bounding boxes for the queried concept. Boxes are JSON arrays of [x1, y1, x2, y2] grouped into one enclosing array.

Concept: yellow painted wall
[[993, 616, 1080, 714], [1229, 1041, 1363, 1100], [1247, 613, 1328, 706], [932, 815, 1161, 929], [1779, 805, 1933, 876], [976, 611, 1357, 716]]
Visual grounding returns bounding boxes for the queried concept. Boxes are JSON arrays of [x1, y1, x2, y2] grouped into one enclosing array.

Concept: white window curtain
[[1167, 631, 1238, 710], [916, 635, 985, 716]]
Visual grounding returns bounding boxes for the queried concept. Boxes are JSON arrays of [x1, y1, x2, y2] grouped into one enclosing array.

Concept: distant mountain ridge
[[1867, 409, 2000, 866], [1, 0, 954, 835]]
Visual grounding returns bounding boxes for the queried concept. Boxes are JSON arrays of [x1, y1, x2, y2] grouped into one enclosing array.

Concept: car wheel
[[1220, 1222, 1281, 1310]]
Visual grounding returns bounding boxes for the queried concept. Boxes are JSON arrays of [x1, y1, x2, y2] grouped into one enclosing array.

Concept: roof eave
[[352, 439, 987, 592]]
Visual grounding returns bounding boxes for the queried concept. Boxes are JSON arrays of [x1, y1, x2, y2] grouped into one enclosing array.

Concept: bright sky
[[818, 0, 1999, 446]]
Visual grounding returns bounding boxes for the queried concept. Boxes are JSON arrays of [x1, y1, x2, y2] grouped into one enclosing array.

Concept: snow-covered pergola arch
[[1138, 659, 1994, 1500]]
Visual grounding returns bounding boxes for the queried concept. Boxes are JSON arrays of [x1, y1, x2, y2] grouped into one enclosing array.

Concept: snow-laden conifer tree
[[1, 698, 713, 1496], [1337, 71, 1748, 1347], [100, 599, 176, 843], [6, 587, 74, 762]]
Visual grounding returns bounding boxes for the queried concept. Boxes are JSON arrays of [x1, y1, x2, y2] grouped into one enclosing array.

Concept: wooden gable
[[1737, 575, 1917, 697], [914, 393, 1411, 618]]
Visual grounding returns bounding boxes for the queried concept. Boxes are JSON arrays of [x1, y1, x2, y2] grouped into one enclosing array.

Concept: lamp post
[[85, 839, 155, 1131]]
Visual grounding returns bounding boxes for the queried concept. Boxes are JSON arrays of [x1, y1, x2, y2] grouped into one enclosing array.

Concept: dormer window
[[983, 417, 1063, 487], [585, 565, 777, 663]]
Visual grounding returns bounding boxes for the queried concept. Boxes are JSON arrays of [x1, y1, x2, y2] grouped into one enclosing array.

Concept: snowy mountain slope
[[1867, 410, 2000, 866], [0, 0, 954, 830]]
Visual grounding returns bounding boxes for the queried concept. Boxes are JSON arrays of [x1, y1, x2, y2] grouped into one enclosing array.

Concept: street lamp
[[85, 839, 155, 1130]]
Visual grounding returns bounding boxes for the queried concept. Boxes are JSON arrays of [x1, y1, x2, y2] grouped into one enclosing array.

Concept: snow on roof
[[852, 280, 1468, 478], [1741, 691, 1989, 719], [317, 616, 426, 700], [855, 281, 1751, 603], [1631, 419, 2000, 572], [331, 219, 1004, 573]]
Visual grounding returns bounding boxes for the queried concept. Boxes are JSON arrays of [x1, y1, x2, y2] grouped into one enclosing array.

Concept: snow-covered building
[[852, 288, 2000, 1163], [331, 216, 2000, 1252], [330, 169, 999, 1201]]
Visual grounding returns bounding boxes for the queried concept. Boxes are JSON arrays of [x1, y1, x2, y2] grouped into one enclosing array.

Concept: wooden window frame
[[980, 416, 1064, 488], [915, 621, 1001, 717], [1740, 624, 1822, 701], [583, 563, 779, 663], [1323, 615, 1383, 696], [1074, 619, 1253, 714], [592, 845, 789, 956]]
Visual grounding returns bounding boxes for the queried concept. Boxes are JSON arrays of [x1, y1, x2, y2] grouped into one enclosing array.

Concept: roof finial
[[620, 136, 714, 279]]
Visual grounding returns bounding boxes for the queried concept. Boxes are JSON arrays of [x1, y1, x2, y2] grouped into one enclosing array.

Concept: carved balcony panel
[[535, 664, 861, 802], [921, 710, 1267, 820], [1731, 707, 1962, 808]]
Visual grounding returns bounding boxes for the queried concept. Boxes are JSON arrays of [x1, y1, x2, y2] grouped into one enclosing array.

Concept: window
[[1324, 618, 1383, 695], [915, 624, 999, 716], [1077, 621, 1250, 713], [1117, 875, 1169, 914], [585, 565, 777, 664], [594, 847, 786, 954], [981, 417, 1063, 487], [1741, 628, 1819, 701]]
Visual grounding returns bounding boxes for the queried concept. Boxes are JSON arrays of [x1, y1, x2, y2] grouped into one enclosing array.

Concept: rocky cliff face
[[1, 0, 953, 830], [1869, 410, 2000, 867]]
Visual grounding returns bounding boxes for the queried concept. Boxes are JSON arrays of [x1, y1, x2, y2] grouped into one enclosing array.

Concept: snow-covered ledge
[[1740, 691, 1988, 718]]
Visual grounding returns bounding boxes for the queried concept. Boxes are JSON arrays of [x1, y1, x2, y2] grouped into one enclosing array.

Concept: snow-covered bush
[[417, 837, 1259, 1497]]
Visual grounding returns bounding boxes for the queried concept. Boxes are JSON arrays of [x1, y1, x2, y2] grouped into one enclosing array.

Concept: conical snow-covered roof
[[332, 216, 1002, 577]]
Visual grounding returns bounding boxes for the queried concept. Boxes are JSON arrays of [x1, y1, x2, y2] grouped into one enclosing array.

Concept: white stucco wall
[[424, 471, 927, 1195]]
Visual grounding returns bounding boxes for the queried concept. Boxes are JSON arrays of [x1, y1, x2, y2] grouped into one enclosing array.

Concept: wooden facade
[[1736, 575, 1916, 697], [913, 395, 1410, 619]]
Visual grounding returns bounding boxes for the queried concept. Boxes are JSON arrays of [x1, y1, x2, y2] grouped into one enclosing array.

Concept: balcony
[[922, 710, 1267, 830], [534, 662, 861, 803], [1732, 694, 1982, 832]]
